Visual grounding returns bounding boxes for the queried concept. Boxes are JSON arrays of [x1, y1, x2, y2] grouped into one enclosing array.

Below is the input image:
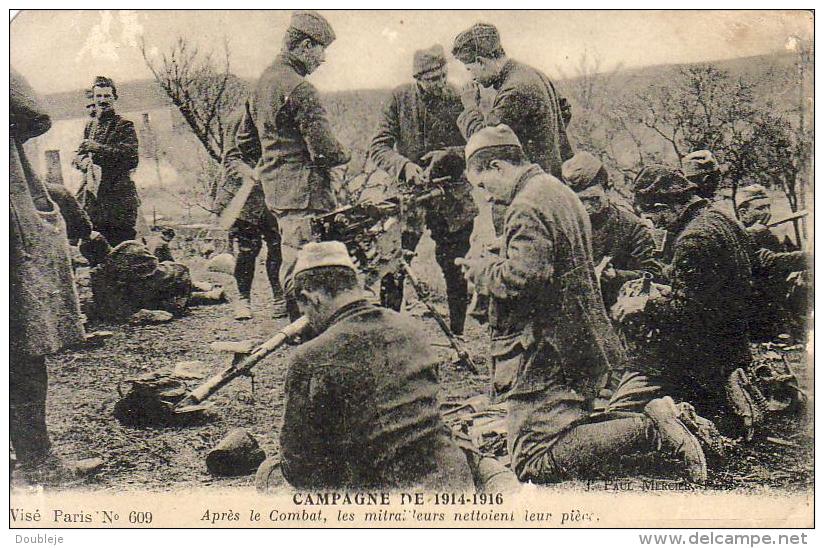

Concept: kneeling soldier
[[459, 125, 707, 484]]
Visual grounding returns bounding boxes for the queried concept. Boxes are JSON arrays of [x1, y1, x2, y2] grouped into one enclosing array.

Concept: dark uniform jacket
[[280, 300, 473, 490], [47, 183, 93, 242], [10, 69, 86, 358], [242, 52, 350, 212], [590, 201, 663, 306], [647, 202, 754, 395], [215, 104, 268, 224], [369, 82, 478, 233], [77, 110, 140, 230], [458, 60, 573, 178], [472, 165, 625, 400]]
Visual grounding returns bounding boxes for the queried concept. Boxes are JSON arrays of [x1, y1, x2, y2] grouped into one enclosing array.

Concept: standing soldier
[[451, 22, 574, 320], [452, 22, 573, 180], [11, 69, 96, 485], [239, 10, 350, 321], [458, 126, 707, 485], [368, 45, 479, 335], [73, 76, 140, 247], [562, 152, 663, 308], [217, 103, 287, 320]]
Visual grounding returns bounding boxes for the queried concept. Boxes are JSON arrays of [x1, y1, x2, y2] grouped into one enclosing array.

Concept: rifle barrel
[[767, 209, 808, 228], [175, 316, 309, 408]]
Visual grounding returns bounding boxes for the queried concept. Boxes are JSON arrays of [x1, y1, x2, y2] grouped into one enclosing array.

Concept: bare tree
[[557, 52, 624, 157], [622, 63, 809, 243], [140, 36, 248, 163]]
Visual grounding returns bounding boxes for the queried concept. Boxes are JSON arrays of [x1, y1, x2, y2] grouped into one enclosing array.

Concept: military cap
[[452, 23, 503, 63], [682, 150, 721, 178], [413, 45, 447, 78], [293, 241, 356, 279], [633, 165, 698, 205], [289, 10, 336, 47], [737, 183, 770, 207], [562, 152, 607, 192], [465, 124, 522, 162]]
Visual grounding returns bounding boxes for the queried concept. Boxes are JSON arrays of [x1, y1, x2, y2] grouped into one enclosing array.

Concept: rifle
[[175, 316, 309, 412], [767, 209, 808, 228]]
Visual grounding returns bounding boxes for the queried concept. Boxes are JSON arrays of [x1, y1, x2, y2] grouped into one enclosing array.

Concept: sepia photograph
[[7, 8, 814, 532]]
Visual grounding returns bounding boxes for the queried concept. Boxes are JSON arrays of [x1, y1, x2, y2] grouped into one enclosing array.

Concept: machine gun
[[311, 179, 481, 375]]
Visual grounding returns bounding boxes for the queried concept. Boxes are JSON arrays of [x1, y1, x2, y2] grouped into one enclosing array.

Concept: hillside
[[41, 51, 802, 121]]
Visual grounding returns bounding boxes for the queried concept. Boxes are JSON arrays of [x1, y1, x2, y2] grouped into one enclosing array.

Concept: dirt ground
[[40, 238, 813, 494]]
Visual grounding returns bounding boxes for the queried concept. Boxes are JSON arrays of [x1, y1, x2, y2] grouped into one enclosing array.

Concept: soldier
[[451, 22, 574, 319], [562, 152, 663, 308], [457, 126, 707, 484], [614, 166, 755, 434], [736, 183, 785, 251], [682, 150, 723, 201], [277, 242, 474, 490], [11, 68, 94, 485], [452, 22, 573, 180], [736, 183, 809, 340], [73, 76, 140, 247], [217, 104, 287, 320], [240, 10, 350, 321], [368, 44, 479, 334]]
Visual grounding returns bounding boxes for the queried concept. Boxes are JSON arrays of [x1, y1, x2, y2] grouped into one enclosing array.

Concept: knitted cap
[[633, 165, 698, 205], [562, 152, 606, 192], [289, 10, 336, 47], [452, 23, 503, 63], [737, 183, 770, 207], [414, 45, 447, 78], [682, 150, 720, 178], [293, 241, 356, 279]]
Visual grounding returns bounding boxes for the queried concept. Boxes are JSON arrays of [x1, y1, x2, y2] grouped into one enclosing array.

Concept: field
[[33, 239, 813, 494], [18, 50, 813, 495]]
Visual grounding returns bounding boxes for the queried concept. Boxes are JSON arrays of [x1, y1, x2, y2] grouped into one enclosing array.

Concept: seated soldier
[[614, 166, 757, 436], [86, 237, 192, 321], [682, 150, 724, 201], [562, 152, 663, 308], [736, 183, 809, 340], [278, 241, 474, 490]]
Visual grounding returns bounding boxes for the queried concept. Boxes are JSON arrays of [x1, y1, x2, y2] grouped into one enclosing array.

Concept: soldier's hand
[[402, 162, 426, 186], [747, 222, 769, 235], [602, 264, 617, 281], [79, 139, 104, 154], [459, 82, 481, 110], [455, 256, 485, 287], [73, 155, 93, 171], [420, 149, 449, 169]]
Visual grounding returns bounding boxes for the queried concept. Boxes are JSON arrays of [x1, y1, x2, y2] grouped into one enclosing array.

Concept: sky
[[10, 9, 812, 96]]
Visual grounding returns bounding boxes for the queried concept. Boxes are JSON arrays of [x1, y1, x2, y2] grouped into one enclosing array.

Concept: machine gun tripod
[[311, 180, 482, 375]]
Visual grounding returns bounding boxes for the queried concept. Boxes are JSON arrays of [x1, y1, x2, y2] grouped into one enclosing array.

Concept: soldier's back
[[292, 301, 472, 488]]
